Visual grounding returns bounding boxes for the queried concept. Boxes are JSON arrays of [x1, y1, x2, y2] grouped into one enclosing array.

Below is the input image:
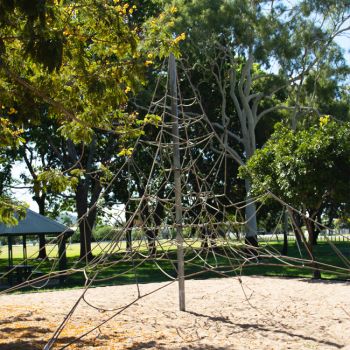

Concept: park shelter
[[0, 209, 73, 278]]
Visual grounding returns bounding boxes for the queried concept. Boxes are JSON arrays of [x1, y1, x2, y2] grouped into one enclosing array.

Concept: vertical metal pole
[[169, 52, 185, 311]]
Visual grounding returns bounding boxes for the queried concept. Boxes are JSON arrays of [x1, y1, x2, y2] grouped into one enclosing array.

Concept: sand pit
[[0, 276, 349, 350]]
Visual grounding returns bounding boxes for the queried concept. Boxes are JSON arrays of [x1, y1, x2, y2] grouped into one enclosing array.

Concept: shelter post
[[8, 235, 13, 267], [22, 235, 27, 263]]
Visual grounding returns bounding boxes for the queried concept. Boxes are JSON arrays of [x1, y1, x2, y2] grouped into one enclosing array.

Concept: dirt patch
[[0, 277, 349, 349]]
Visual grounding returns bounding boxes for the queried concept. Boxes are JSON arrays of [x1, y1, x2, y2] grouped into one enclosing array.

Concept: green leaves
[[144, 113, 162, 127], [142, 4, 186, 59], [0, 1, 139, 143], [0, 116, 25, 149], [0, 0, 183, 149], [0, 196, 28, 226], [241, 118, 350, 213], [37, 169, 80, 193], [58, 121, 94, 145]]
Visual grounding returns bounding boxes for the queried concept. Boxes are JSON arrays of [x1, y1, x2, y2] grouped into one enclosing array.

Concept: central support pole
[[169, 52, 185, 311]]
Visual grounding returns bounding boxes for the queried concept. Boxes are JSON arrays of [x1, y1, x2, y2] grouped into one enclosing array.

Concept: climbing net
[[0, 56, 349, 349]]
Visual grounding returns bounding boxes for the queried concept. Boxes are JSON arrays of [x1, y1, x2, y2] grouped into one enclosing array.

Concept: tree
[[18, 117, 69, 259], [170, 0, 350, 246], [240, 117, 350, 277], [1, 0, 143, 260], [0, 1, 184, 260], [0, 110, 27, 224]]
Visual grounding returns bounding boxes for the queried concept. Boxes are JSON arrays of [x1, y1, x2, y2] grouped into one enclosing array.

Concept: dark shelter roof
[[0, 209, 74, 237]]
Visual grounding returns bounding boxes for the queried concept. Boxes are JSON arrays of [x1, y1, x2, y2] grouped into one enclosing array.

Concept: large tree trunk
[[36, 195, 47, 259], [76, 182, 94, 262], [244, 179, 258, 249], [138, 185, 165, 256], [139, 195, 157, 256], [145, 229, 157, 256], [290, 211, 303, 246], [311, 213, 322, 245], [67, 138, 101, 263], [288, 208, 320, 278], [125, 206, 134, 252], [23, 147, 48, 260], [281, 210, 289, 255], [200, 225, 217, 249], [305, 218, 321, 279]]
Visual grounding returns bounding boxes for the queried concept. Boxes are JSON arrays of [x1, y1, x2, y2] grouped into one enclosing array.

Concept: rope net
[[0, 56, 349, 349]]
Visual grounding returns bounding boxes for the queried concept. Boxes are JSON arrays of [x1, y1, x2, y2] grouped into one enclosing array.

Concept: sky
[[335, 25, 350, 63], [12, 162, 38, 211]]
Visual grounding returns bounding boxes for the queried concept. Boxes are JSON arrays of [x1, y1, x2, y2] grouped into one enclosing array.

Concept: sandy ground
[[0, 276, 349, 350]]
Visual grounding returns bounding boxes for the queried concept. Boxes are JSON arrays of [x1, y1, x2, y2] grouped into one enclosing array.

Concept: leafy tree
[[0, 109, 27, 224], [17, 116, 69, 258], [1, 1, 141, 259], [0, 0, 184, 260], [170, 0, 350, 246], [240, 117, 350, 276]]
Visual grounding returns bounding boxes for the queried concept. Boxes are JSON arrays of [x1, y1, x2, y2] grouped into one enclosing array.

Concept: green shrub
[[93, 225, 117, 241]]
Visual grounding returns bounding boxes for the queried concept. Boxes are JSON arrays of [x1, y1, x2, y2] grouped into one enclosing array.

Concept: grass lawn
[[0, 239, 349, 292], [0, 241, 142, 260], [0, 238, 202, 260]]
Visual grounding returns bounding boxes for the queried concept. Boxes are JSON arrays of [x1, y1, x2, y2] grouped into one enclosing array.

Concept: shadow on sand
[[186, 310, 344, 349]]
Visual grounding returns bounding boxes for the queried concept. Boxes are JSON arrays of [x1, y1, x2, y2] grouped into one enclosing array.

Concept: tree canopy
[[0, 0, 349, 257], [166, 0, 349, 244], [0, 0, 182, 258], [240, 116, 350, 248]]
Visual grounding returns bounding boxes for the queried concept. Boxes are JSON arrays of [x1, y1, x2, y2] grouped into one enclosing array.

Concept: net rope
[[0, 56, 349, 350]]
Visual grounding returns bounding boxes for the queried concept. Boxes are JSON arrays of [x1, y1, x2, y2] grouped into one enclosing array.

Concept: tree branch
[[212, 122, 243, 144]]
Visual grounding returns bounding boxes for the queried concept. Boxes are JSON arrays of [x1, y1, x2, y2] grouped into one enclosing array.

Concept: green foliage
[[143, 113, 162, 127], [1, 1, 140, 142], [37, 169, 80, 193], [0, 196, 28, 226], [93, 225, 117, 241], [0, 116, 24, 148], [0, 0, 182, 233], [171, 0, 349, 63], [240, 118, 350, 214], [0, 107, 27, 225], [142, 4, 185, 59], [0, 0, 181, 146]]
